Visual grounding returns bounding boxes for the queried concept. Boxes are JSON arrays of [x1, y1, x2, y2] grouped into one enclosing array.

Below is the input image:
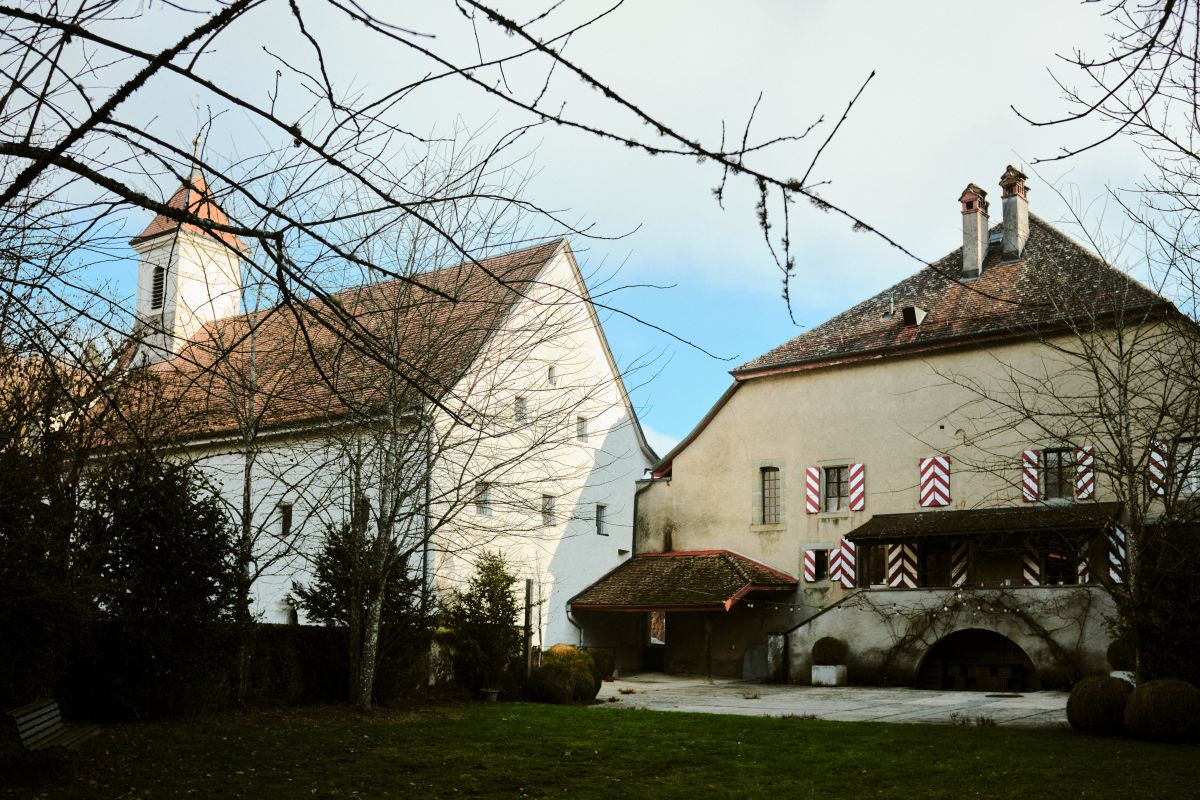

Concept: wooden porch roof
[[847, 503, 1123, 544]]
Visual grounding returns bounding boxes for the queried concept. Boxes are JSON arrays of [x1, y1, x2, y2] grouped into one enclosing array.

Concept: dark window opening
[[864, 545, 886, 585], [1043, 548, 1079, 585], [151, 265, 165, 310], [595, 504, 607, 536], [811, 549, 829, 581], [278, 502, 293, 539], [919, 542, 952, 587], [1042, 448, 1073, 500]]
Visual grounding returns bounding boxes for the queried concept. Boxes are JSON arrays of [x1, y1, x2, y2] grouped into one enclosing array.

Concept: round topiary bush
[[812, 637, 848, 666], [543, 647, 601, 700], [528, 662, 573, 704], [1106, 638, 1135, 672], [1123, 679, 1200, 743], [1066, 676, 1133, 737]]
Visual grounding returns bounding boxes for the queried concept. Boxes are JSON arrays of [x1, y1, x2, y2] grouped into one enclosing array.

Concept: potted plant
[[811, 637, 849, 686]]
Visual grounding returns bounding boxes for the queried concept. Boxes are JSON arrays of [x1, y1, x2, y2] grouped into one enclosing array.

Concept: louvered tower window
[[151, 265, 165, 310]]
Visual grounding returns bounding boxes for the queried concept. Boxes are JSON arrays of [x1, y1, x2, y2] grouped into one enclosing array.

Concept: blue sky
[[95, 1, 1148, 456]]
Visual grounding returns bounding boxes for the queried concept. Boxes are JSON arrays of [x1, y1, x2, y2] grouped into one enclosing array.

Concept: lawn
[[2, 702, 1195, 799]]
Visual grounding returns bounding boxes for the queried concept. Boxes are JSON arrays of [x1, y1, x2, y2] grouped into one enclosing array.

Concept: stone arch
[[915, 627, 1038, 692]]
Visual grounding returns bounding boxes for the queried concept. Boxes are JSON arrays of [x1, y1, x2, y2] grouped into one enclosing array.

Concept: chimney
[[1000, 165, 1029, 260], [959, 183, 989, 278]]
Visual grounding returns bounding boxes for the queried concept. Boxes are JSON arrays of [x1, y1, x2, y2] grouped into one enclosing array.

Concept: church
[[121, 162, 656, 649]]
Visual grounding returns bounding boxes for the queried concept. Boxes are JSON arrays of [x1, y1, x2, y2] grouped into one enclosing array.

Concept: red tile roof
[[735, 216, 1172, 377], [125, 240, 564, 440], [569, 549, 797, 612], [130, 169, 246, 251]]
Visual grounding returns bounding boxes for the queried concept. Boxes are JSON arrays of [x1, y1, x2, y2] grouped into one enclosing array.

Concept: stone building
[[571, 166, 1186, 689]]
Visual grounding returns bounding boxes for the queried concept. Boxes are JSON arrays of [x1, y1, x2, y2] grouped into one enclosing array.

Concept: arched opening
[[915, 628, 1037, 692]]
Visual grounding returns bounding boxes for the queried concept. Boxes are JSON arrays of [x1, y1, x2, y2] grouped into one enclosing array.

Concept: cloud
[[640, 423, 681, 459]]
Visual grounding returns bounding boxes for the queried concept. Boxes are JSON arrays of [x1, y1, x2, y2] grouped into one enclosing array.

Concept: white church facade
[[123, 166, 656, 649]]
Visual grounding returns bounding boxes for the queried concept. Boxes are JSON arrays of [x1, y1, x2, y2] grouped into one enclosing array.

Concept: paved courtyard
[[595, 673, 1069, 728]]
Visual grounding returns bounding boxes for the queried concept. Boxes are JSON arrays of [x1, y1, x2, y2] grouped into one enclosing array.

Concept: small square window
[[811, 549, 828, 581], [595, 504, 607, 536], [541, 494, 556, 526], [576, 416, 588, 443], [515, 396, 528, 423], [824, 466, 848, 512], [475, 482, 492, 516]]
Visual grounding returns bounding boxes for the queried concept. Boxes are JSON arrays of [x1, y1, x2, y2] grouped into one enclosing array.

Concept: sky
[[97, 1, 1150, 457]]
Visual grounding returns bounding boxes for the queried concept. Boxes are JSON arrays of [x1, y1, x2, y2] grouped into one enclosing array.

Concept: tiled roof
[[569, 550, 796, 612], [129, 240, 563, 439], [847, 502, 1123, 543], [735, 216, 1172, 376], [130, 169, 246, 251]]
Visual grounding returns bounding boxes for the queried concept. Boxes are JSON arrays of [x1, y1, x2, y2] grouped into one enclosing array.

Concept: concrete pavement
[[594, 673, 1069, 728]]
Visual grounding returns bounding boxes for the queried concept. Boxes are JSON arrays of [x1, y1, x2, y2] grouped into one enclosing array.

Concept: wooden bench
[[8, 698, 99, 752]]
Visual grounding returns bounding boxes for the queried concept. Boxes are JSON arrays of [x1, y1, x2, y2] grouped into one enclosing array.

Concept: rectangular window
[[547, 365, 558, 387], [541, 494, 556, 526], [1176, 438, 1200, 494], [864, 545, 886, 586], [278, 502, 293, 539], [151, 265, 165, 310], [824, 466, 849, 512], [1043, 548, 1080, 585], [576, 416, 588, 442], [760, 466, 781, 524], [515, 396, 528, 423], [812, 549, 829, 581], [475, 482, 492, 516], [1042, 448, 1073, 499], [919, 542, 952, 587], [595, 504, 607, 536]]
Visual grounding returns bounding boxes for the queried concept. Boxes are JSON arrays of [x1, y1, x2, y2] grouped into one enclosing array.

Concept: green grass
[[2, 702, 1196, 799]]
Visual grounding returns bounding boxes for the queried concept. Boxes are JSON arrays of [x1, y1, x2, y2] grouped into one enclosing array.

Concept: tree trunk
[[357, 590, 384, 710]]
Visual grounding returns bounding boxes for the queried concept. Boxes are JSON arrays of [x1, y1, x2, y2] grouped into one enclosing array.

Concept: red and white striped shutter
[[803, 550, 818, 582], [950, 542, 969, 587], [1021, 449, 1040, 502], [1148, 439, 1171, 497], [848, 463, 866, 511], [805, 466, 821, 513], [919, 456, 951, 507], [886, 544, 918, 589], [1108, 525, 1127, 584], [1075, 445, 1096, 499], [1022, 542, 1041, 586], [827, 546, 843, 584], [1077, 552, 1090, 585], [837, 539, 857, 588]]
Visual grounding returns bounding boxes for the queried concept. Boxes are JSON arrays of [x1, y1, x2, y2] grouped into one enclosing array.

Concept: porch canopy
[[569, 549, 797, 613], [847, 502, 1123, 544]]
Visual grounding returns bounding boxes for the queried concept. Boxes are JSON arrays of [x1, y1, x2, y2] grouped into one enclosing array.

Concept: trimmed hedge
[[1066, 676, 1132, 737], [586, 648, 615, 681], [812, 637, 848, 666], [1123, 679, 1200, 743], [528, 662, 574, 704], [532, 645, 600, 703]]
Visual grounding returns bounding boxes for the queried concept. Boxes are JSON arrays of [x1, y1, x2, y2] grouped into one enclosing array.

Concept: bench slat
[[9, 698, 98, 752]]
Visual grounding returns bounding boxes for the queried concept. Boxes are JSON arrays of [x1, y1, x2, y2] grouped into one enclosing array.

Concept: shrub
[[587, 648, 615, 681], [811, 637, 848, 666], [1066, 676, 1133, 737], [1106, 638, 1135, 672], [1123, 679, 1200, 743], [528, 662, 574, 704], [542, 646, 600, 701]]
